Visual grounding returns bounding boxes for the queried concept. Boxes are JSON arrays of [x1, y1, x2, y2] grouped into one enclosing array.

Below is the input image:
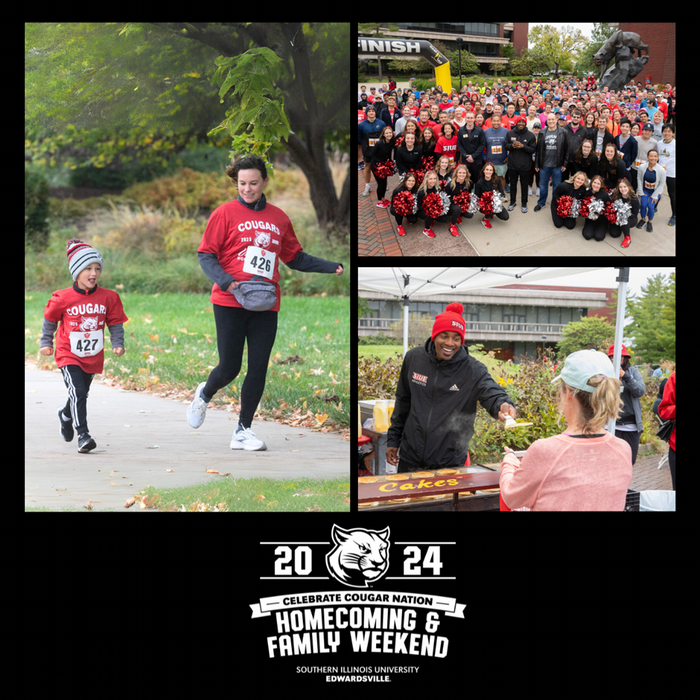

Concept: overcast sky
[[524, 268, 674, 298], [528, 23, 597, 48]]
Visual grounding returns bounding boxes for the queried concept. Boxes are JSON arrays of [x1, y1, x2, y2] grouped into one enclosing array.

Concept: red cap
[[432, 303, 465, 343], [607, 344, 631, 357]]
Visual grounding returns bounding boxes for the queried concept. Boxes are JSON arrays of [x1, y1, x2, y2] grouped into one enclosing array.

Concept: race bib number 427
[[69, 329, 104, 357]]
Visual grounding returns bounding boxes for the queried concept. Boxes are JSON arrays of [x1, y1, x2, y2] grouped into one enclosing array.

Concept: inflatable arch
[[358, 37, 452, 93]]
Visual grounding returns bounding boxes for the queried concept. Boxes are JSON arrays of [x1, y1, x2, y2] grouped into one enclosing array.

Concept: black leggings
[[203, 305, 278, 428], [60, 365, 95, 436]]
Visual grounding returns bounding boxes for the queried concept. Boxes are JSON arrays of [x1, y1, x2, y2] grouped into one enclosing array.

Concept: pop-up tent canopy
[[358, 266, 631, 434]]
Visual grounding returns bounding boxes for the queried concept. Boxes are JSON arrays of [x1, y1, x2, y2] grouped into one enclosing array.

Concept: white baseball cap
[[551, 350, 615, 393]]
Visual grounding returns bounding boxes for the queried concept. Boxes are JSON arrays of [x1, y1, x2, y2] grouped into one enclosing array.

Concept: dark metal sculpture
[[593, 30, 649, 91]]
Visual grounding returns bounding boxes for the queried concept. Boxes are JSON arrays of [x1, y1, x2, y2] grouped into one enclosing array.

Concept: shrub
[[25, 169, 50, 250]]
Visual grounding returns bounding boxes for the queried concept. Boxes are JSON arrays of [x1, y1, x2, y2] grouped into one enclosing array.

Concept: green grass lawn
[[26, 292, 350, 429]]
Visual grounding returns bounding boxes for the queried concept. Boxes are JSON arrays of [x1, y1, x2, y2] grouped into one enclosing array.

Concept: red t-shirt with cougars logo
[[44, 285, 128, 374], [197, 200, 303, 312]]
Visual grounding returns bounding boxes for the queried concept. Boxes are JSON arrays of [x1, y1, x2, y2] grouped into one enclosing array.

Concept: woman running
[[187, 155, 344, 450]]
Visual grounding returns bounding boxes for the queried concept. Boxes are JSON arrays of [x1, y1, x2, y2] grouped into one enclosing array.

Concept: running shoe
[[481, 217, 492, 229], [397, 225, 406, 236], [422, 228, 436, 238], [230, 426, 267, 451], [58, 407, 74, 442], [449, 225, 459, 237], [621, 236, 631, 248], [186, 382, 209, 428], [78, 433, 96, 453]]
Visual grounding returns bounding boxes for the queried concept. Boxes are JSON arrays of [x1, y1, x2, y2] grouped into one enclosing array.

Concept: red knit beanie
[[431, 302, 465, 343]]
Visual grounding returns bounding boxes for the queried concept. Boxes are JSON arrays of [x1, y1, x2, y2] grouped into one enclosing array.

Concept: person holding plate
[[386, 303, 516, 472]]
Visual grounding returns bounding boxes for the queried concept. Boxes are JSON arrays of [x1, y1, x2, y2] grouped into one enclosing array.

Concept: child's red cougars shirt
[[44, 285, 128, 374]]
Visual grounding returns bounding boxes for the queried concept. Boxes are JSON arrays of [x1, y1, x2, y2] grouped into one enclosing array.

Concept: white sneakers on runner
[[186, 382, 208, 428], [188, 382, 267, 450], [230, 427, 267, 451]]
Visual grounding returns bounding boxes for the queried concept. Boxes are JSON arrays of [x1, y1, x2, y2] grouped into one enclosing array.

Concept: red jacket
[[658, 371, 676, 451]]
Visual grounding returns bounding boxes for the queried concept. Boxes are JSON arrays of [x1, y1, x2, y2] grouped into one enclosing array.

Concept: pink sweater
[[499, 432, 633, 511]]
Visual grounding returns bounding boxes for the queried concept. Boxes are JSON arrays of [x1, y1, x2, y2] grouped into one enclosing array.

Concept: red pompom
[[445, 302, 464, 315], [392, 190, 415, 217], [422, 192, 443, 219], [477, 190, 494, 216], [452, 190, 472, 213], [373, 160, 394, 180], [556, 195, 573, 218]]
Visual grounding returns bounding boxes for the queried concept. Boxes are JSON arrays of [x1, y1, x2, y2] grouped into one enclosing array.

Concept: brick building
[[612, 22, 675, 86]]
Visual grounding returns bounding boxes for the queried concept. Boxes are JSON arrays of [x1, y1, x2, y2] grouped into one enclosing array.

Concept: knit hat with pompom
[[431, 302, 465, 343], [66, 239, 103, 281]]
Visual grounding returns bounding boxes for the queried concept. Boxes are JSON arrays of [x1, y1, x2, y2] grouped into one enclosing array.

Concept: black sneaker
[[58, 408, 74, 442], [78, 434, 97, 453]]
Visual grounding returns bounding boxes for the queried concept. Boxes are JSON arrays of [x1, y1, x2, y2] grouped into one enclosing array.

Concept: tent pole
[[606, 267, 629, 434]]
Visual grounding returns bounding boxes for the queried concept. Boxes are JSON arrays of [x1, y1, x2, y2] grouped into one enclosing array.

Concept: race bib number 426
[[242, 246, 276, 280]]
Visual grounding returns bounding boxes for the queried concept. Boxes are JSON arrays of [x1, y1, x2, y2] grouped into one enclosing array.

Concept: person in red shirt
[[658, 371, 676, 489], [187, 155, 344, 452], [40, 239, 128, 453]]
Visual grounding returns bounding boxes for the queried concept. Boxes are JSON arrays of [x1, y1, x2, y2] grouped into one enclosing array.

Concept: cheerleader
[[599, 143, 628, 192], [418, 126, 438, 171], [551, 171, 589, 230], [474, 162, 509, 229], [581, 174, 611, 242], [435, 155, 454, 190], [390, 172, 420, 237], [395, 130, 423, 181], [369, 125, 396, 209], [417, 170, 450, 239], [568, 139, 599, 181], [608, 179, 640, 248], [445, 164, 475, 235]]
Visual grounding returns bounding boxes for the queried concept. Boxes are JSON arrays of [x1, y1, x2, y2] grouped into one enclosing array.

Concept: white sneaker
[[230, 426, 267, 451], [186, 382, 208, 428]]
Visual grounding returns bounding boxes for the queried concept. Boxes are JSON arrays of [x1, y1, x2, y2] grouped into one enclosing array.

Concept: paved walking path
[[25, 367, 349, 511]]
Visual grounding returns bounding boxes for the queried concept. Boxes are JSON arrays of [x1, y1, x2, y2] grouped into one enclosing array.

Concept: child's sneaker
[[58, 407, 74, 442], [230, 426, 267, 451], [78, 433, 96, 453], [186, 382, 209, 428]]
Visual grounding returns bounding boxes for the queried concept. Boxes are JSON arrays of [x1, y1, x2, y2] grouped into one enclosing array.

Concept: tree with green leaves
[[528, 24, 587, 76], [623, 273, 676, 363], [25, 22, 349, 234], [557, 316, 617, 358]]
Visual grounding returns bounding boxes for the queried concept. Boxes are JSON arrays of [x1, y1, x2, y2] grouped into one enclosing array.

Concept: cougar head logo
[[326, 525, 390, 588], [80, 316, 99, 332]]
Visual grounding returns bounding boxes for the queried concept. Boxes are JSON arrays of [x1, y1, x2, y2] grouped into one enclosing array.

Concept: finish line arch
[[358, 37, 452, 94]]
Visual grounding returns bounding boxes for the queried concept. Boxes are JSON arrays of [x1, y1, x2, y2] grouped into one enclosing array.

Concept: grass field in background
[[25, 292, 350, 429]]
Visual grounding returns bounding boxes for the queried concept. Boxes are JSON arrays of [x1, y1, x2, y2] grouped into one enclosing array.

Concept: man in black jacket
[[505, 117, 537, 213], [456, 111, 486, 185], [386, 303, 516, 472]]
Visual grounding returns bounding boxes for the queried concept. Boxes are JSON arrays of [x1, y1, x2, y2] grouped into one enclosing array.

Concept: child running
[[40, 239, 128, 453]]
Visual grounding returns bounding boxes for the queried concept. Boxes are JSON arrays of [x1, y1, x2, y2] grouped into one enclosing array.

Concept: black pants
[[615, 429, 641, 465], [60, 365, 95, 436], [203, 305, 278, 428], [508, 169, 529, 206]]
